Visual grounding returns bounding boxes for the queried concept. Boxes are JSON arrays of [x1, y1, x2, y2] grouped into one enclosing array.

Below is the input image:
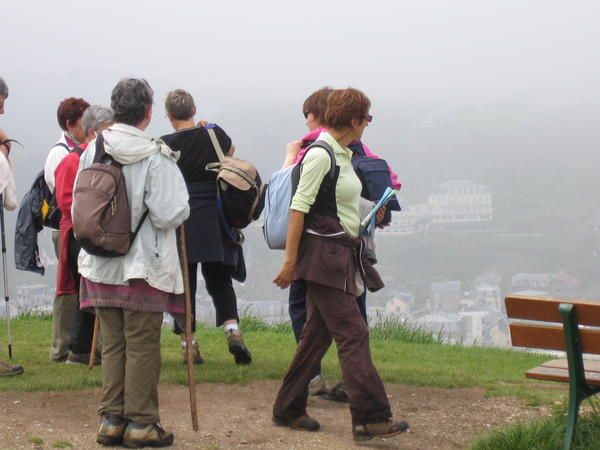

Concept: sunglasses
[[362, 115, 373, 123], [303, 111, 310, 119]]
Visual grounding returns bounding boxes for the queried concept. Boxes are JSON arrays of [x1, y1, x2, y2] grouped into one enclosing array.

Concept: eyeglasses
[[362, 115, 373, 123], [303, 111, 310, 119]]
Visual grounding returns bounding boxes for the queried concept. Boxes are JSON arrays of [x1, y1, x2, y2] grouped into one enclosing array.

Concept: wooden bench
[[505, 294, 600, 450]]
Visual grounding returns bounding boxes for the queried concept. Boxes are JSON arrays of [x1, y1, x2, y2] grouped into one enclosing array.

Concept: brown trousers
[[50, 230, 78, 362], [98, 308, 163, 424], [273, 281, 392, 426], [49, 294, 78, 361]]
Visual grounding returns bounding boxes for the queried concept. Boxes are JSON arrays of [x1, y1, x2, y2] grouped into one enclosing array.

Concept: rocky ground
[[0, 381, 552, 449]]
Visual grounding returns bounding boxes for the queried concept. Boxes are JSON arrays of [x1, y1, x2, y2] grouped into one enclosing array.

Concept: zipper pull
[[111, 199, 116, 216]]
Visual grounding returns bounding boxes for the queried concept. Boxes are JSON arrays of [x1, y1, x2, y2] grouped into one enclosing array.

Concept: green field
[[0, 315, 552, 402], [5, 315, 600, 449]]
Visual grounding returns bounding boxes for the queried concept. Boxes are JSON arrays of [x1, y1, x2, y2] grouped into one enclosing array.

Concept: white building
[[428, 180, 493, 224], [379, 203, 430, 235], [474, 282, 502, 312]]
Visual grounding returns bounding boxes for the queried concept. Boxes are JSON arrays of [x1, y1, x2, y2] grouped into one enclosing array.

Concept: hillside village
[[7, 179, 589, 350]]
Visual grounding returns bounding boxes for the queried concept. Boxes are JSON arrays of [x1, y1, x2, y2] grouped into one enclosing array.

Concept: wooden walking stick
[[178, 225, 199, 431], [88, 315, 100, 370]]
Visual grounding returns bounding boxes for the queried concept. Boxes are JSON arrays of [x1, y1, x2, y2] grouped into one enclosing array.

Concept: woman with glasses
[[272, 88, 409, 442], [284, 87, 401, 401]]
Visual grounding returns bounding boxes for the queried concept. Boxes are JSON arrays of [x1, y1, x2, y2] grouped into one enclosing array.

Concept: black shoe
[[321, 382, 349, 403], [273, 413, 320, 432], [66, 352, 101, 366], [122, 422, 174, 448]]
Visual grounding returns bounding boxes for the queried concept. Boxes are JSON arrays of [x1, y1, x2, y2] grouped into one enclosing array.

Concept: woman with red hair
[[272, 88, 409, 442], [45, 96, 90, 363]]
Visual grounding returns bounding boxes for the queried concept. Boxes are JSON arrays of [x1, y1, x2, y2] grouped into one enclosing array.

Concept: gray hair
[[0, 77, 8, 98], [110, 78, 154, 126], [82, 105, 114, 135], [165, 89, 196, 120]]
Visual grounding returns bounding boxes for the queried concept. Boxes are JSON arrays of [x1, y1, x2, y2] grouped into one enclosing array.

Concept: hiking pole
[[0, 194, 13, 359], [88, 315, 100, 370], [177, 225, 199, 431], [0, 139, 23, 359]]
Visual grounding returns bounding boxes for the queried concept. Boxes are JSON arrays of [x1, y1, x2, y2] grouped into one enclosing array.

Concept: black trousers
[[67, 232, 95, 355], [289, 279, 367, 377], [173, 261, 239, 334]]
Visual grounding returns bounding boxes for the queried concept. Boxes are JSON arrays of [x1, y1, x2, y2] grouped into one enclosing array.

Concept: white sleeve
[[144, 155, 190, 230], [0, 155, 17, 211], [44, 146, 69, 193]]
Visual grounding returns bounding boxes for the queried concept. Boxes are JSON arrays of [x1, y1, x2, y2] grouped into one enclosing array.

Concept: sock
[[181, 339, 196, 349], [224, 323, 239, 333]]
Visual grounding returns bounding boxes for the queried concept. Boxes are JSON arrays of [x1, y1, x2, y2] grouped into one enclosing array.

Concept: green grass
[[471, 400, 600, 450], [0, 315, 558, 405]]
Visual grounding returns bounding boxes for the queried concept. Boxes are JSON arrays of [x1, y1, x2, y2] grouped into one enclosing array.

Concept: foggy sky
[[3, 1, 600, 183], [2, 1, 600, 291]]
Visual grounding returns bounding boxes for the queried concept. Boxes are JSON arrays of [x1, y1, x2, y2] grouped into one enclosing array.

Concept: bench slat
[[509, 323, 600, 354], [506, 295, 600, 326], [541, 358, 600, 373], [526, 365, 600, 386]]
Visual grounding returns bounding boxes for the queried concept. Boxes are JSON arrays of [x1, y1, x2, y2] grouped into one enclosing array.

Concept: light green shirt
[[290, 131, 362, 237]]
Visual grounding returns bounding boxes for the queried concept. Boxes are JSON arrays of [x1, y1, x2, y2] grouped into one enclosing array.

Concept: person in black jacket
[[161, 89, 251, 365]]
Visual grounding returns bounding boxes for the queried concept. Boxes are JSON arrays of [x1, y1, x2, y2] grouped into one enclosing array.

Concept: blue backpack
[[262, 141, 335, 250]]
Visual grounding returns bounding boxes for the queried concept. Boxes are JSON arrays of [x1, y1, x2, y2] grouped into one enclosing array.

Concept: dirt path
[[0, 381, 550, 450]]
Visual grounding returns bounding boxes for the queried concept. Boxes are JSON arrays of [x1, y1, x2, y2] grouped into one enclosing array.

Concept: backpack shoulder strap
[[53, 142, 71, 153], [206, 127, 226, 162], [92, 134, 121, 167], [303, 140, 336, 180], [130, 210, 149, 244]]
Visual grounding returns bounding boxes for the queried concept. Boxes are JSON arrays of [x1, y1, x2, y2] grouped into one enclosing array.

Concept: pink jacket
[[293, 127, 401, 190]]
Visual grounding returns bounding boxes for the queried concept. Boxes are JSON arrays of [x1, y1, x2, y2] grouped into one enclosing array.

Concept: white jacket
[[76, 124, 190, 294], [44, 132, 75, 193]]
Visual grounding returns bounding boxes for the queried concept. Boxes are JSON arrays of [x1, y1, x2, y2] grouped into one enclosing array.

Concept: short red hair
[[323, 88, 371, 130], [57, 97, 90, 131]]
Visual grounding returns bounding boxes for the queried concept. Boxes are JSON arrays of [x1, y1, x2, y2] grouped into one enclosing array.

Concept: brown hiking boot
[[122, 422, 174, 448], [96, 415, 126, 446], [181, 342, 204, 365], [273, 413, 320, 432], [0, 358, 23, 377], [352, 419, 410, 441], [226, 330, 252, 365]]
